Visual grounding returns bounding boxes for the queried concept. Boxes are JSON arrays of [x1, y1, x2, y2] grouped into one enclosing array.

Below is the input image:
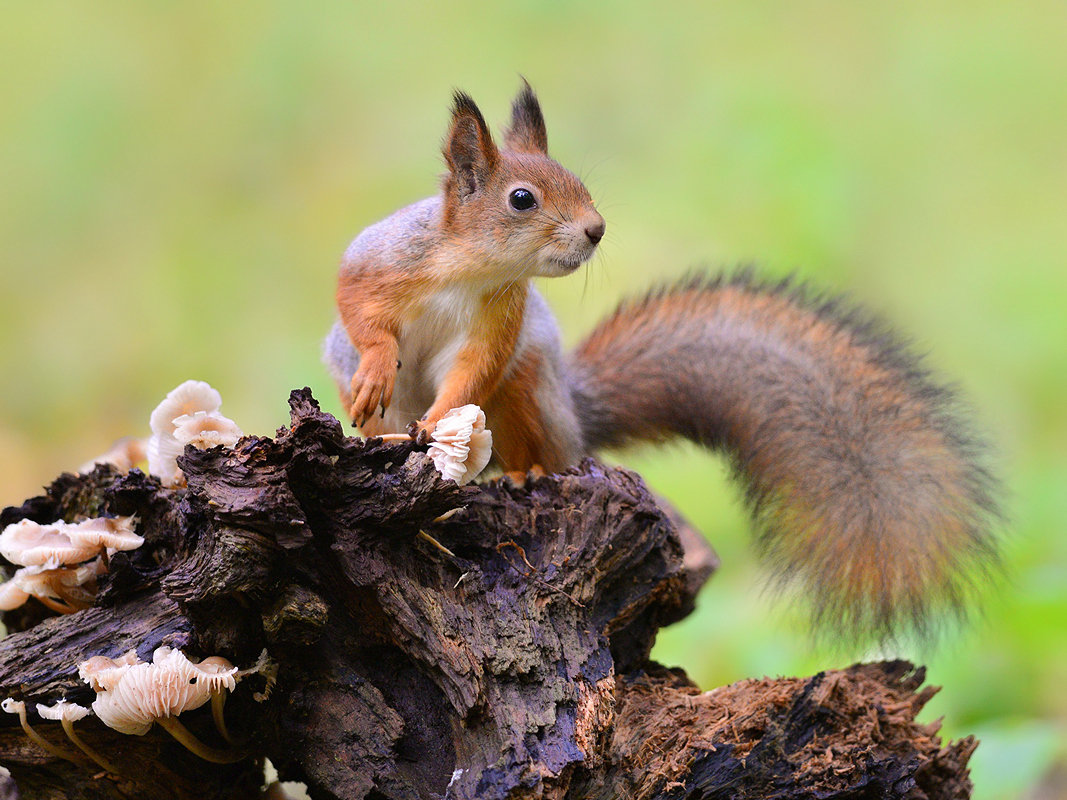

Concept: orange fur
[[482, 352, 569, 472]]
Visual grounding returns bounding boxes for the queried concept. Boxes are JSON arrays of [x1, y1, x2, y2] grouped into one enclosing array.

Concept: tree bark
[[0, 389, 975, 799]]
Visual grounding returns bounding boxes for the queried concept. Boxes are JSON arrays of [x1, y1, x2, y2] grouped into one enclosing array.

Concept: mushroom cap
[[90, 676, 157, 735], [427, 405, 493, 485], [146, 431, 187, 488], [78, 650, 143, 692], [9, 562, 99, 607], [0, 579, 29, 611], [150, 647, 238, 692], [11, 566, 62, 601], [65, 517, 143, 553], [147, 380, 228, 487], [0, 517, 139, 569], [187, 655, 238, 692], [172, 411, 243, 450], [82, 647, 238, 736], [88, 661, 206, 735], [36, 699, 91, 722], [149, 381, 222, 435], [1, 698, 25, 715], [0, 520, 101, 567]]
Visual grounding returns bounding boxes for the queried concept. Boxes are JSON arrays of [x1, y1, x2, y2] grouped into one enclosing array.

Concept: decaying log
[[0, 389, 975, 799]]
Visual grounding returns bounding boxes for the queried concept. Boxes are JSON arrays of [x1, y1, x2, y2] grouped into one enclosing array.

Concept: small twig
[[417, 531, 457, 559], [432, 507, 465, 523]]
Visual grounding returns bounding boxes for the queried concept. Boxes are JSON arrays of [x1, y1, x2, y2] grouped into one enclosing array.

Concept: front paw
[[349, 363, 396, 427]]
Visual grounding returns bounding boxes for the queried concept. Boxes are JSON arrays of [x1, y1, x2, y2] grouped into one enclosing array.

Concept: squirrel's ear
[[443, 92, 499, 197], [504, 80, 548, 154]]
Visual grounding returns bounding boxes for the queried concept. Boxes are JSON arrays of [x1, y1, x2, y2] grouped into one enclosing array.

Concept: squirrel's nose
[[584, 217, 606, 246]]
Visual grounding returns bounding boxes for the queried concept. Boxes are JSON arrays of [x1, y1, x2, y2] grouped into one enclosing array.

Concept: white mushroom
[[427, 405, 493, 485], [2, 698, 83, 766], [146, 380, 224, 487], [0, 579, 29, 611], [36, 699, 91, 723], [80, 647, 245, 763], [0, 516, 139, 577], [3, 562, 101, 614], [190, 655, 239, 742], [78, 650, 142, 692], [172, 411, 243, 450], [64, 516, 143, 555], [0, 517, 140, 611], [149, 647, 239, 743], [36, 699, 117, 774], [148, 380, 223, 434], [29, 561, 98, 606], [145, 433, 186, 489], [0, 520, 101, 568]]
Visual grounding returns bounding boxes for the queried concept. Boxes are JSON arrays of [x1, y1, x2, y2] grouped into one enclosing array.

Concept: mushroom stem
[[210, 690, 233, 745], [156, 716, 246, 763], [34, 595, 80, 615], [12, 705, 83, 766], [61, 717, 120, 775], [52, 584, 92, 611]]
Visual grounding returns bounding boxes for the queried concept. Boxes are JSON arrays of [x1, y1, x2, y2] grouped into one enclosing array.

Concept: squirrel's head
[[440, 83, 605, 278]]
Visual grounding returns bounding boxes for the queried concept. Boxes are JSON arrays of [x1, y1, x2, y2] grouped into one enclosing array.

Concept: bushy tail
[[568, 272, 1001, 642]]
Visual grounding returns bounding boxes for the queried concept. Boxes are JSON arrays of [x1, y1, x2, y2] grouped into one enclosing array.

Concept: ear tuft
[[443, 91, 499, 198], [504, 79, 548, 154]]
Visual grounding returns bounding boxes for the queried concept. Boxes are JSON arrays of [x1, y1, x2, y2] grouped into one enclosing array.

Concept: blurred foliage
[[1, 2, 1064, 797]]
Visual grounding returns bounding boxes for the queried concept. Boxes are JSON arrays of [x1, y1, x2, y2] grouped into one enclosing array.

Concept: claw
[[405, 420, 433, 445]]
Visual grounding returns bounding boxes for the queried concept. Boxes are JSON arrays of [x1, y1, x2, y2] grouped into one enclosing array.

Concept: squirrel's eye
[[508, 188, 537, 211]]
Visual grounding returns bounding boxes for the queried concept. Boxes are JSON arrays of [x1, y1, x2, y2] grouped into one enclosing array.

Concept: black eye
[[508, 188, 537, 211]]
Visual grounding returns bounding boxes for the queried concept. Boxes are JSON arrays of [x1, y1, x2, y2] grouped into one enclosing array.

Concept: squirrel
[[324, 82, 1001, 641]]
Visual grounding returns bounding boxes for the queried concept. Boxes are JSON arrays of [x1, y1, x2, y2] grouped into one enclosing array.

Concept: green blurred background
[[1, 1, 1064, 796]]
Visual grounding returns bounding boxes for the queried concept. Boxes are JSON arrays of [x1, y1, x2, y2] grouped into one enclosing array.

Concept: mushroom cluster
[[0, 516, 142, 614], [0, 647, 252, 775], [79, 646, 244, 763], [427, 405, 493, 485], [147, 380, 243, 488]]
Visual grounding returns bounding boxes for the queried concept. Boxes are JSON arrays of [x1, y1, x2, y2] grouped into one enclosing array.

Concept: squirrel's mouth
[[549, 256, 583, 271], [546, 250, 592, 271]]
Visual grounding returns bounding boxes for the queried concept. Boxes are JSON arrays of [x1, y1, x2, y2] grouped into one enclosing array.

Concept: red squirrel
[[324, 83, 1000, 640]]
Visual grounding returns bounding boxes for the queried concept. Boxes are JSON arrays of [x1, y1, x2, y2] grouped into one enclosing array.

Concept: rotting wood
[[0, 389, 974, 799]]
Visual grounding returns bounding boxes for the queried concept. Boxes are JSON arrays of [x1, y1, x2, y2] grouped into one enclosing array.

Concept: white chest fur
[[382, 285, 481, 428]]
